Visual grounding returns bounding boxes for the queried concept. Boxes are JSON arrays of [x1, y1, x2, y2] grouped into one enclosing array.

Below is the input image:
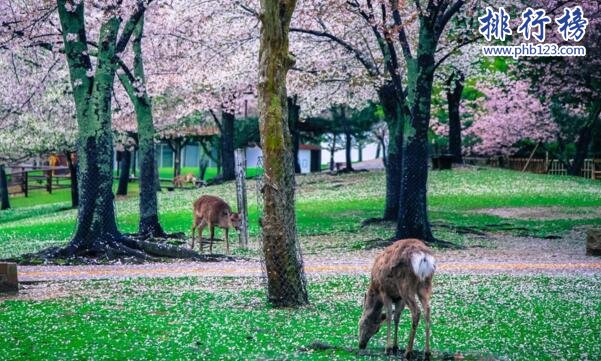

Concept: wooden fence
[[6, 166, 72, 196], [463, 157, 601, 180]]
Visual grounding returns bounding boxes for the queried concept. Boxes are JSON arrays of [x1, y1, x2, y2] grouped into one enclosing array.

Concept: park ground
[[1, 167, 601, 360]]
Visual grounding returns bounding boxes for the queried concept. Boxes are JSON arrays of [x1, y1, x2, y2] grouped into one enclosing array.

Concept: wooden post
[[46, 170, 53, 194], [522, 142, 540, 173], [235, 148, 249, 248], [0, 262, 18, 293], [23, 170, 28, 197]]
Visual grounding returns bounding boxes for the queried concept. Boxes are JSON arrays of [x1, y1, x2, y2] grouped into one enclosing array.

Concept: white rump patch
[[410, 252, 436, 281]]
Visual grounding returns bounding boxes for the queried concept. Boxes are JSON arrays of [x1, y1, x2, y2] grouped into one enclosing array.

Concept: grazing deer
[[174, 173, 197, 188], [190, 195, 241, 254], [358, 238, 435, 358]]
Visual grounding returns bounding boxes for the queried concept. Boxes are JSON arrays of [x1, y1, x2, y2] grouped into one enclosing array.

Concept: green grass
[[0, 274, 599, 360], [1, 168, 601, 258]]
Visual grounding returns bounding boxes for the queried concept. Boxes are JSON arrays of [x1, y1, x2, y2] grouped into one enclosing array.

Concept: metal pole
[[235, 148, 249, 248]]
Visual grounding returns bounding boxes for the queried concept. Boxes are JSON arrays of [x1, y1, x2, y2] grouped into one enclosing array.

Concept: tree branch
[[290, 27, 379, 76]]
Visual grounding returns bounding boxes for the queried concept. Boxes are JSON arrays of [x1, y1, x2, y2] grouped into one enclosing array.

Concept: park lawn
[[0, 274, 599, 360], [1, 168, 601, 259]]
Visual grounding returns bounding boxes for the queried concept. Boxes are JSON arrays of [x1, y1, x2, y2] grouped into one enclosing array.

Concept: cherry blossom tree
[[462, 78, 557, 156], [291, 0, 480, 243], [519, 0, 601, 175]]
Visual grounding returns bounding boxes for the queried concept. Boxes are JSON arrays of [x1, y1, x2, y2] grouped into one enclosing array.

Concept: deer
[[190, 195, 241, 255], [173, 173, 197, 188], [358, 238, 436, 359]]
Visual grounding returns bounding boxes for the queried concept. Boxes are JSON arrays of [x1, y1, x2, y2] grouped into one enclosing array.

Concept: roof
[[299, 143, 321, 151]]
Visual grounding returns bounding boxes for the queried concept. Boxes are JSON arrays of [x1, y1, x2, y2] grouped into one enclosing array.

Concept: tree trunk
[[0, 164, 10, 210], [258, 0, 308, 307], [345, 132, 353, 171], [137, 102, 165, 237], [375, 142, 381, 159], [568, 103, 601, 176], [117, 16, 166, 238], [288, 96, 301, 173], [378, 82, 404, 221], [221, 111, 236, 181], [329, 135, 336, 171], [116, 149, 131, 196], [358, 143, 363, 162], [396, 34, 436, 242], [172, 140, 182, 178], [447, 71, 464, 163], [58, 2, 123, 251], [66, 152, 78, 208]]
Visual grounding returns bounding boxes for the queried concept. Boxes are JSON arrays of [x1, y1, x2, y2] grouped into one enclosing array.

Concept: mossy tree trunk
[[258, 0, 308, 307], [447, 70, 464, 164], [56, 0, 146, 254], [396, 23, 436, 242], [117, 16, 166, 238], [0, 164, 10, 210], [378, 82, 404, 221]]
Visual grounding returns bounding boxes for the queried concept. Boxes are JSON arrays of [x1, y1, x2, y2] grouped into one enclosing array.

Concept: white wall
[[245, 146, 263, 168], [298, 149, 311, 174], [320, 142, 380, 164]]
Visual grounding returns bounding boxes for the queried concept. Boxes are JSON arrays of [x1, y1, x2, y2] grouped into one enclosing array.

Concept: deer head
[[358, 288, 385, 349], [229, 212, 241, 231]]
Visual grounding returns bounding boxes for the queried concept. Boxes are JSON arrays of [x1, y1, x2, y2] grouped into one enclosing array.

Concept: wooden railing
[[463, 157, 601, 180], [6, 166, 72, 196]]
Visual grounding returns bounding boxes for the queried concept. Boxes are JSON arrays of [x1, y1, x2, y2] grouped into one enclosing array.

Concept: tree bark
[[378, 82, 404, 221], [0, 164, 10, 210], [329, 135, 337, 171], [65, 152, 78, 208], [288, 96, 301, 173], [568, 103, 601, 176], [221, 111, 236, 181], [258, 0, 308, 307], [58, 2, 123, 251], [171, 140, 183, 178], [446, 70, 464, 163], [396, 30, 436, 242], [116, 149, 131, 196], [117, 16, 166, 238]]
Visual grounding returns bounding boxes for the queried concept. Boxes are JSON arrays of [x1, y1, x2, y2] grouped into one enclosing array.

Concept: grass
[[0, 274, 599, 360], [1, 168, 601, 258]]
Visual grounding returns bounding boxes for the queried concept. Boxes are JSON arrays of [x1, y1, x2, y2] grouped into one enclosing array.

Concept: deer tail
[[410, 252, 436, 281]]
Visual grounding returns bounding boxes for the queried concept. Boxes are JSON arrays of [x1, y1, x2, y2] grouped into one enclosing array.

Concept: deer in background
[[190, 195, 241, 254], [174, 173, 197, 188], [358, 238, 436, 358]]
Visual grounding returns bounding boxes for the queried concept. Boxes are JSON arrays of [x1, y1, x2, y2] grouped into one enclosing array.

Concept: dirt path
[[16, 258, 601, 283]]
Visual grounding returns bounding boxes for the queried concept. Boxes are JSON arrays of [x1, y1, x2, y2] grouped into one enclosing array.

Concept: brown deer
[[358, 238, 436, 358], [174, 173, 197, 188], [190, 195, 241, 254]]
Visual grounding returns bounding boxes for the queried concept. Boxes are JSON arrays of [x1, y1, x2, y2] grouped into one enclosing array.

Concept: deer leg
[[190, 216, 199, 250], [225, 228, 229, 255], [418, 288, 432, 358], [382, 295, 394, 355], [209, 225, 215, 254], [197, 221, 206, 254], [405, 298, 421, 359], [393, 300, 405, 352]]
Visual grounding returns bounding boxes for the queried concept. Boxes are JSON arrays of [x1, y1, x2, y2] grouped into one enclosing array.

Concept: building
[[245, 144, 321, 174]]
